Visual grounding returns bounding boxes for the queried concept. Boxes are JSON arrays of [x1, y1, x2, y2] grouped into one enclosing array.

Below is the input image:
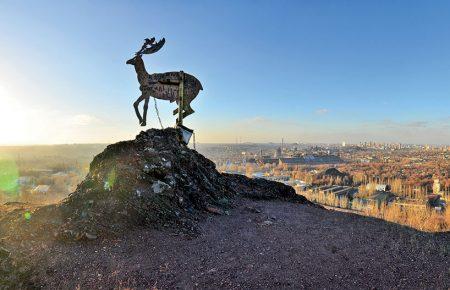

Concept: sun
[[0, 84, 28, 145]]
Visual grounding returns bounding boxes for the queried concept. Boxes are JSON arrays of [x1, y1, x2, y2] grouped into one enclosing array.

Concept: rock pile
[[46, 128, 314, 239], [315, 167, 352, 186]]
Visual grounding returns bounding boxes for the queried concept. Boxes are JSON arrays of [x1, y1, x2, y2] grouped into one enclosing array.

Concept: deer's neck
[[134, 57, 149, 85]]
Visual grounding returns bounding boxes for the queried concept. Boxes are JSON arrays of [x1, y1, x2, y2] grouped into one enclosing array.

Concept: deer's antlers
[[136, 37, 165, 56]]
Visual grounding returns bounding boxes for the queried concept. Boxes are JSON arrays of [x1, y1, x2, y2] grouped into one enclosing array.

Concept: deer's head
[[126, 37, 166, 65]]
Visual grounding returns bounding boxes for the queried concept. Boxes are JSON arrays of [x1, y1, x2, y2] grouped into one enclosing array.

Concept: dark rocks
[[84, 233, 98, 240], [206, 206, 225, 215], [244, 206, 262, 214], [0, 246, 10, 259], [223, 173, 315, 205]]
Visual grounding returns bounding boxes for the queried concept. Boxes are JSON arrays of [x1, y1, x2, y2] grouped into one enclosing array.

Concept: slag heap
[[58, 128, 312, 239]]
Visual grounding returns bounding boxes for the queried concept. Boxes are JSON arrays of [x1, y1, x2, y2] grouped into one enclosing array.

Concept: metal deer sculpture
[[126, 37, 203, 126]]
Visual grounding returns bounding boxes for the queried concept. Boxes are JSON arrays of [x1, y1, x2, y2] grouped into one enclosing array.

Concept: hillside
[[0, 128, 448, 289]]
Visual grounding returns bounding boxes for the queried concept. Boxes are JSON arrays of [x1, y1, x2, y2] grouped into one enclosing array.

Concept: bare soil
[[24, 197, 449, 289]]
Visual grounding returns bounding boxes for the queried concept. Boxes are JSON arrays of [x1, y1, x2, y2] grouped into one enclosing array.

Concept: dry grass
[[302, 190, 351, 209], [300, 189, 449, 232], [364, 204, 448, 232]]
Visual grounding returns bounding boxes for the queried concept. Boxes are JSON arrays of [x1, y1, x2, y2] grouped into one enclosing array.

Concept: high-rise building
[[342, 141, 346, 147], [274, 147, 282, 158]]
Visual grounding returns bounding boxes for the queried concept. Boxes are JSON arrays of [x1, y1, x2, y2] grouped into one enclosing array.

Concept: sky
[[0, 0, 449, 145]]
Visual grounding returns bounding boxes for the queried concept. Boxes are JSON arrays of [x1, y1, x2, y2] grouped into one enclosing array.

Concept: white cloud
[[315, 108, 329, 115]]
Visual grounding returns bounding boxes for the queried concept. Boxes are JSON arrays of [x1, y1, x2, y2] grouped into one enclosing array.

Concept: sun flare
[[0, 85, 28, 145]]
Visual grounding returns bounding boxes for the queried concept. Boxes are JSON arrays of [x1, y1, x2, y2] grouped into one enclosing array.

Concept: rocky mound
[[319, 168, 347, 178], [52, 128, 314, 239]]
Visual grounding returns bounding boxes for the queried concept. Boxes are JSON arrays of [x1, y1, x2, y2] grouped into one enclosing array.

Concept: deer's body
[[127, 38, 203, 126], [145, 72, 203, 103]]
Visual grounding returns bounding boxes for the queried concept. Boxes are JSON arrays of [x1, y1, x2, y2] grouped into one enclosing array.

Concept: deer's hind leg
[[133, 94, 146, 126], [182, 101, 195, 119]]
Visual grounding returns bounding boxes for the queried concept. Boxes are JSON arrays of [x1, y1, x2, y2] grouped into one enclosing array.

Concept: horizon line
[[0, 141, 449, 147]]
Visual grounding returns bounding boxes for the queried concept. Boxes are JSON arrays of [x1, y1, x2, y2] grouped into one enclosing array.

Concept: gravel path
[[29, 198, 449, 289]]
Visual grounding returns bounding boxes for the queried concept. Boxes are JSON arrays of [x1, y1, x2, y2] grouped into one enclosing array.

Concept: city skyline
[[1, 1, 449, 145]]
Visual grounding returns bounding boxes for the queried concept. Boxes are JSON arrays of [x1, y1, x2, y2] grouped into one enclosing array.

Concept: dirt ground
[[24, 197, 449, 289]]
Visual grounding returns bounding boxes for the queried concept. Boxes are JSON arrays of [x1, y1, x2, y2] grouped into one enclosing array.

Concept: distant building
[[259, 154, 344, 165], [369, 191, 397, 207], [259, 157, 279, 164], [279, 157, 307, 165], [32, 185, 51, 194], [52, 172, 69, 177], [252, 172, 264, 178], [18, 176, 32, 186], [279, 155, 344, 165], [292, 179, 307, 187], [365, 183, 391, 192], [375, 184, 391, 192], [266, 175, 290, 185], [342, 141, 346, 147]]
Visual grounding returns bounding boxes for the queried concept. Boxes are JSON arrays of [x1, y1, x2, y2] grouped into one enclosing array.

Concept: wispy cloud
[[315, 108, 329, 115], [377, 119, 429, 129], [244, 116, 271, 124], [405, 121, 428, 128]]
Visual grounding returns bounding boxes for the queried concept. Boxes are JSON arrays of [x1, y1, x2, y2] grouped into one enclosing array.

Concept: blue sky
[[0, 0, 449, 144]]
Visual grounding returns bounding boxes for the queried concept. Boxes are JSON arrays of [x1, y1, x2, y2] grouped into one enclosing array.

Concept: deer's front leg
[[133, 95, 146, 125]]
